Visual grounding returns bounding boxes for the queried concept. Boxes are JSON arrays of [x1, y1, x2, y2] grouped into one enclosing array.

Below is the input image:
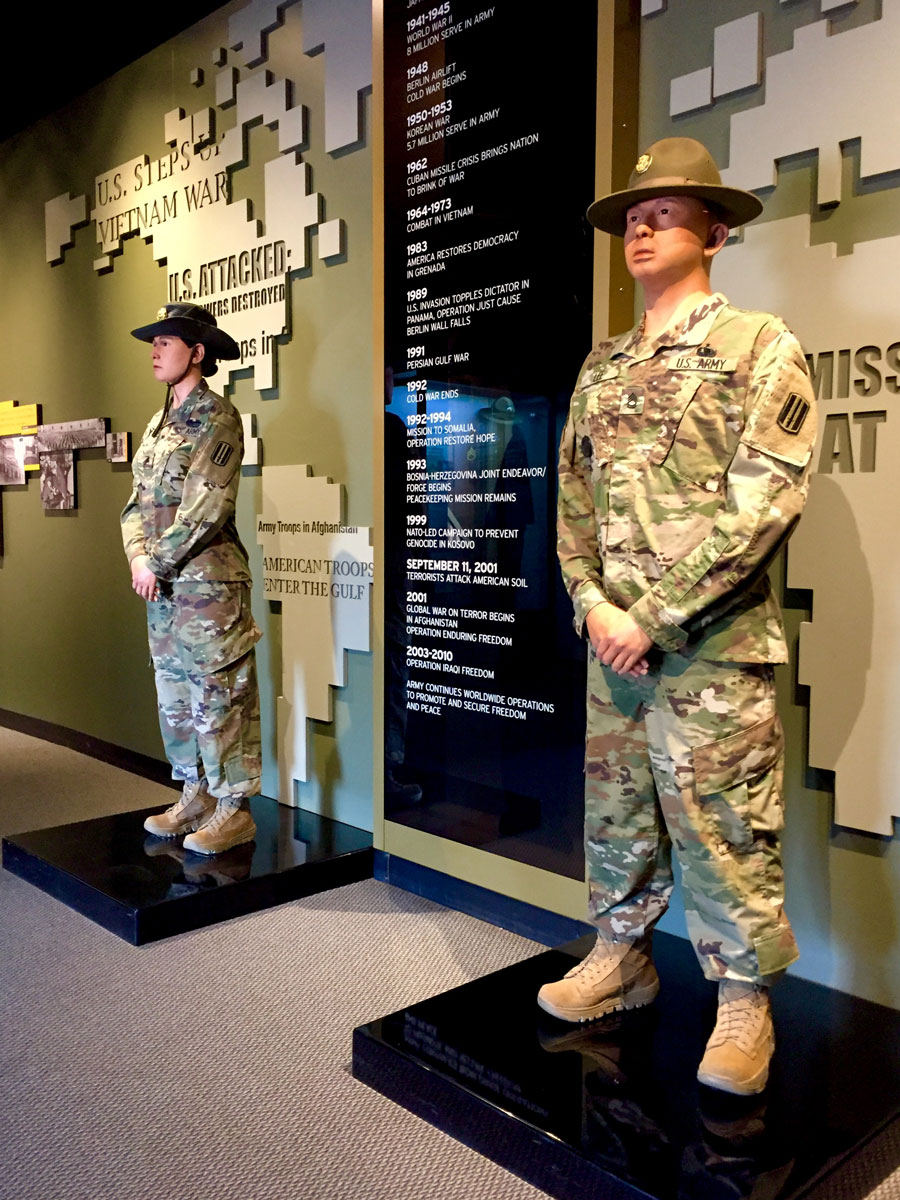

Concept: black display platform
[[353, 931, 900, 1200], [2, 798, 373, 945]]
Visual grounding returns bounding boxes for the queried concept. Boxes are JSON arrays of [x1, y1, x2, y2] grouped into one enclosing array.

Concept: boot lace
[[203, 807, 229, 833], [707, 988, 768, 1054], [169, 782, 207, 817], [567, 940, 622, 980], [169, 793, 193, 818], [201, 801, 242, 833]]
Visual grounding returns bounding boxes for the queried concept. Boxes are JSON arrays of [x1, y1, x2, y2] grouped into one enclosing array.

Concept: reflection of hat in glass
[[587, 137, 763, 237], [130, 303, 241, 361], [477, 395, 518, 425]]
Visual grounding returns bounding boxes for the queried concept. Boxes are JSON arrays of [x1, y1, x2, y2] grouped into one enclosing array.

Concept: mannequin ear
[[192, 342, 207, 366], [705, 220, 730, 261]]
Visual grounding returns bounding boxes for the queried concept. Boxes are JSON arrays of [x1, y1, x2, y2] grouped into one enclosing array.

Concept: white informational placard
[[664, 5, 900, 835], [715, 216, 900, 835], [257, 464, 373, 804]]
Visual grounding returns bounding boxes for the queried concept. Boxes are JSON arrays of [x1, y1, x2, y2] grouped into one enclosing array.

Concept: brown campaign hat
[[587, 137, 763, 236], [130, 302, 240, 360]]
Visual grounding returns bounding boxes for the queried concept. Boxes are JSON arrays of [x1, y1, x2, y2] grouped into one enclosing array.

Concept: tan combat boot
[[537, 937, 659, 1022], [143, 780, 216, 838], [182, 798, 256, 856], [697, 981, 774, 1095]]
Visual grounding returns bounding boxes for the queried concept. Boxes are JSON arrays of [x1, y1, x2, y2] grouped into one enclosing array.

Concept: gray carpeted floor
[[2, 726, 900, 1200], [0, 871, 557, 1200], [0, 729, 553, 1200]]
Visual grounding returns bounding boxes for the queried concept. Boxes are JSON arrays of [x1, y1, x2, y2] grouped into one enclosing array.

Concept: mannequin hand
[[131, 555, 159, 602], [585, 603, 652, 677]]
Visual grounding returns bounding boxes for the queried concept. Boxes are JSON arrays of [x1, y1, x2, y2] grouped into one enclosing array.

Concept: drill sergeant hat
[[130, 303, 241, 366], [587, 137, 763, 237]]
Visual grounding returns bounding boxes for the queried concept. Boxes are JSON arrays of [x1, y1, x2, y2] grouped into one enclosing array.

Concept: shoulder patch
[[744, 383, 815, 469], [210, 440, 235, 467], [194, 426, 243, 484], [776, 393, 809, 435]]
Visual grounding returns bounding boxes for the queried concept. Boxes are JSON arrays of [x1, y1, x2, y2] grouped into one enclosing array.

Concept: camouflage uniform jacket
[[558, 293, 816, 662], [121, 382, 252, 583]]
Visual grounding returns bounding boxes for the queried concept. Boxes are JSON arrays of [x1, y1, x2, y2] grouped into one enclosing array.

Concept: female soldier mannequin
[[122, 303, 262, 855]]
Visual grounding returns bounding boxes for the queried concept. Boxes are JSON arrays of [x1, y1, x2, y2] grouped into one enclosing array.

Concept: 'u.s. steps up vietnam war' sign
[[44, 0, 372, 392]]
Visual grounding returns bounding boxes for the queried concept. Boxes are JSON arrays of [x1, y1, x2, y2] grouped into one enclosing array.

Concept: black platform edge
[[0, 706, 175, 788], [353, 1021, 640, 1200], [132, 844, 375, 944], [374, 849, 593, 947], [3, 802, 374, 945], [3, 837, 140, 941], [353, 934, 900, 1200]]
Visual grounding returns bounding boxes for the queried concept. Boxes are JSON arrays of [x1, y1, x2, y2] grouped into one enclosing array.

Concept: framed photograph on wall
[[106, 431, 131, 463], [40, 451, 76, 510], [0, 438, 25, 486]]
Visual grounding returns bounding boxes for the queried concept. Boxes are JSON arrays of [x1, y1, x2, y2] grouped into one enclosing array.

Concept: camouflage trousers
[[147, 581, 262, 802], [584, 649, 798, 983]]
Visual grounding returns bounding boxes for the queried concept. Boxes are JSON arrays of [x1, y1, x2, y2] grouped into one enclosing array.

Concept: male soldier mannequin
[[123, 304, 262, 855], [538, 139, 816, 1095]]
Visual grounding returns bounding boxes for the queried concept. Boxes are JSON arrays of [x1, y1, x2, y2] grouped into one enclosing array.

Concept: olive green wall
[[638, 0, 900, 1008], [0, 1, 374, 830], [5, 0, 899, 1011]]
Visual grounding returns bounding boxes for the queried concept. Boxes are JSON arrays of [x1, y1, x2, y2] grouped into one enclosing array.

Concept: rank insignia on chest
[[619, 389, 644, 415], [667, 354, 737, 374], [776, 393, 810, 434]]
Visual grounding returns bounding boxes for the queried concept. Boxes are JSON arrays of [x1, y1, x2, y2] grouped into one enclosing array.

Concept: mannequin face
[[150, 335, 204, 384], [623, 196, 728, 289]]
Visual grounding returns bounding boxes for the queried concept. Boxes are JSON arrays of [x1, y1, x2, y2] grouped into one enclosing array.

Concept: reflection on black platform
[[538, 1019, 794, 1200], [141, 837, 257, 897], [3, 798, 372, 944], [353, 932, 900, 1200]]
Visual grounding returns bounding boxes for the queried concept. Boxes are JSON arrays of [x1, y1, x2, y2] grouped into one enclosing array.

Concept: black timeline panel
[[384, 0, 598, 879]]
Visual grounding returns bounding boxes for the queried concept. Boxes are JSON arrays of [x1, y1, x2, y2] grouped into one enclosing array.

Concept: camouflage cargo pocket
[[146, 430, 192, 507], [692, 715, 785, 853], [663, 380, 743, 490], [175, 583, 262, 673], [161, 441, 191, 490], [647, 377, 701, 469], [575, 383, 619, 470]]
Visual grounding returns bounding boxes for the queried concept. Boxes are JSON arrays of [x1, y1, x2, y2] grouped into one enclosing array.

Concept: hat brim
[[587, 183, 763, 236], [476, 408, 518, 425], [130, 316, 241, 360]]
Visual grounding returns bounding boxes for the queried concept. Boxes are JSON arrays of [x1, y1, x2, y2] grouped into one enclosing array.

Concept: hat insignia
[[635, 153, 652, 174], [157, 307, 168, 320]]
